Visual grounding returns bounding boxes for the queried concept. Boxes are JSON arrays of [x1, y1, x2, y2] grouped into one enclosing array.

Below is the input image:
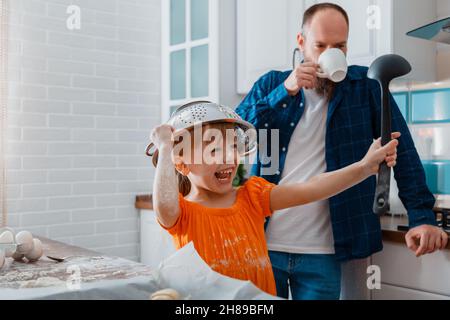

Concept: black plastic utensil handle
[[368, 54, 411, 216], [373, 162, 391, 215], [373, 82, 392, 216]]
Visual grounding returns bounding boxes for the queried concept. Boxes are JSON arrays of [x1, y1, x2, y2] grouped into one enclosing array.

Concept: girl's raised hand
[[361, 132, 401, 176], [151, 124, 175, 150]]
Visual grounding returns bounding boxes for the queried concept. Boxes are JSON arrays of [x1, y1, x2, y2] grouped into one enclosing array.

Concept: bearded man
[[236, 2, 448, 300]]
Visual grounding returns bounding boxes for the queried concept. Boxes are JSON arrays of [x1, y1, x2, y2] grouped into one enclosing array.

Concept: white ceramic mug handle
[[316, 67, 328, 79]]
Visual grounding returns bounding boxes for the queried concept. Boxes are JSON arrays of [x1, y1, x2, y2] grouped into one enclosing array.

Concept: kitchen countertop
[[390, 80, 450, 92], [1, 235, 277, 300], [0, 236, 154, 290], [136, 195, 153, 210], [135, 195, 450, 251]]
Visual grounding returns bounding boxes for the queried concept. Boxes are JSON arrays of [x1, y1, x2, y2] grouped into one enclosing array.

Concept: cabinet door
[[140, 210, 176, 268], [237, 0, 304, 94], [372, 241, 450, 296], [305, 0, 392, 67], [372, 284, 450, 300]]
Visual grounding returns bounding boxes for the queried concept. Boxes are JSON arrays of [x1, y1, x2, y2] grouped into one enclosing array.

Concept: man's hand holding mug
[[284, 48, 348, 96]]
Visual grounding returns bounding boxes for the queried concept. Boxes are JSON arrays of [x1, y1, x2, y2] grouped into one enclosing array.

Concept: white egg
[[0, 250, 5, 269], [0, 230, 15, 257], [25, 238, 43, 262], [0, 230, 14, 243], [12, 251, 24, 261], [15, 231, 34, 254]]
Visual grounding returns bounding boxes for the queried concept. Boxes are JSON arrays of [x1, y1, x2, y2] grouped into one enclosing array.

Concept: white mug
[[317, 48, 348, 83]]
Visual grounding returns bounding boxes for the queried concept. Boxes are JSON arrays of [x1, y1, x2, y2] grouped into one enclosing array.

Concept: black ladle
[[368, 54, 411, 216]]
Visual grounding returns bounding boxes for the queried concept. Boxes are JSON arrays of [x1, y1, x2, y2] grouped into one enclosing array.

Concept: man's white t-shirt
[[266, 88, 335, 254]]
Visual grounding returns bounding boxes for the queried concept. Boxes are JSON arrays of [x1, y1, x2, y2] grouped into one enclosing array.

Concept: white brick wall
[[6, 0, 161, 261]]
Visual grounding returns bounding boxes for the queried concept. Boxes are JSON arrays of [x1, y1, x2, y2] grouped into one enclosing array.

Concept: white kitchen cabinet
[[236, 0, 305, 94], [371, 241, 450, 298], [372, 284, 450, 300], [140, 209, 176, 268], [237, 0, 437, 94]]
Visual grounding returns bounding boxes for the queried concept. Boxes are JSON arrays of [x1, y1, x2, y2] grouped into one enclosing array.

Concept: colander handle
[[145, 128, 182, 157], [145, 142, 156, 157], [242, 142, 258, 157]]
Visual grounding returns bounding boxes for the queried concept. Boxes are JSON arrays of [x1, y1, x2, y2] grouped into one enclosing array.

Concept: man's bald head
[[302, 3, 349, 35]]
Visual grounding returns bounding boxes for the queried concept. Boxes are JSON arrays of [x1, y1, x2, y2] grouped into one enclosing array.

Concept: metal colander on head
[[146, 101, 258, 159]]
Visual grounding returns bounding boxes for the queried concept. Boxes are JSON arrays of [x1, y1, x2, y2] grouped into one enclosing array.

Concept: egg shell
[[15, 231, 34, 254], [25, 238, 43, 262], [151, 295, 174, 300], [0, 230, 14, 244], [0, 230, 15, 257], [150, 288, 180, 300], [0, 228, 15, 237], [12, 251, 24, 261]]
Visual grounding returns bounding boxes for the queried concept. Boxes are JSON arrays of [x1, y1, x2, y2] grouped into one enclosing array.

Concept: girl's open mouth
[[214, 168, 234, 182]]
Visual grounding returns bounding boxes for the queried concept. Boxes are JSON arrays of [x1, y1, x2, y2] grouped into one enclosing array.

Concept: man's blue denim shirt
[[235, 65, 436, 261]]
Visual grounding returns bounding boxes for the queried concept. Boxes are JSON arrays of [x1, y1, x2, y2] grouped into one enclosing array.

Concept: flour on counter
[[20, 277, 66, 289], [0, 255, 154, 290]]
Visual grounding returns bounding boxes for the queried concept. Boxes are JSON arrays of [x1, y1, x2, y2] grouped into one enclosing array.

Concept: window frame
[[161, 0, 219, 122]]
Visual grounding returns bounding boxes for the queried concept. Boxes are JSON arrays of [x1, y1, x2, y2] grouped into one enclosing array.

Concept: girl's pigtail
[[152, 150, 191, 197]]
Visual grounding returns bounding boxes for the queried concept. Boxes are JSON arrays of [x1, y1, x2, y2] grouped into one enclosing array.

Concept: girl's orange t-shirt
[[161, 176, 277, 296]]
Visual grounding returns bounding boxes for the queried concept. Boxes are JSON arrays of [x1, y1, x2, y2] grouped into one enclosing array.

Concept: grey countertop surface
[[0, 236, 155, 290]]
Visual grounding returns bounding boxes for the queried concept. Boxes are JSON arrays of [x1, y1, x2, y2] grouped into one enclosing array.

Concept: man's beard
[[315, 77, 336, 101]]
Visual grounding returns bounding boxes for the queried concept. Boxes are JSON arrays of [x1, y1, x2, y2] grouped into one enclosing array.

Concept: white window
[[161, 0, 219, 122]]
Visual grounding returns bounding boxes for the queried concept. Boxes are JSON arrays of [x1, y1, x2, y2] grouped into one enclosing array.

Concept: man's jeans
[[269, 251, 341, 300]]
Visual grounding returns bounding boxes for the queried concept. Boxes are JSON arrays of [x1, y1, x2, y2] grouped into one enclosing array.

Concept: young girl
[[150, 104, 399, 296]]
